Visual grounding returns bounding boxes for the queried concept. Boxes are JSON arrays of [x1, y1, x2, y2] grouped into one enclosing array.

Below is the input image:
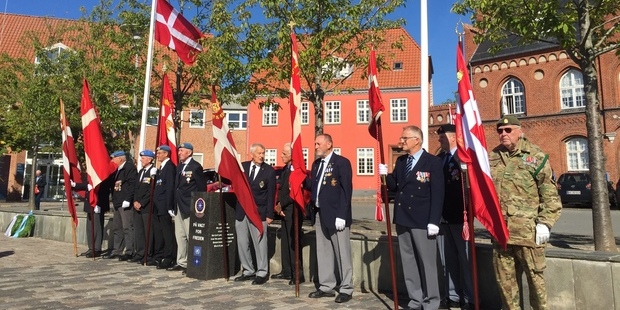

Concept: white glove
[[70, 180, 76, 188], [87, 184, 93, 191], [427, 223, 440, 237], [122, 200, 131, 209], [536, 223, 550, 245], [378, 163, 388, 176], [150, 167, 158, 177], [168, 210, 176, 217], [335, 217, 346, 231], [94, 205, 101, 214]]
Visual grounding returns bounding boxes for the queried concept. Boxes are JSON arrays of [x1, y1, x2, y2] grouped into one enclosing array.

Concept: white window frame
[[264, 149, 277, 166], [560, 69, 585, 109], [192, 153, 204, 167], [301, 102, 310, 125], [189, 110, 205, 128], [225, 111, 247, 130], [357, 100, 370, 124], [566, 137, 588, 171], [302, 148, 309, 169], [34, 43, 71, 64], [390, 98, 408, 122], [501, 78, 525, 115], [324, 101, 341, 124], [357, 148, 374, 175], [262, 104, 278, 126], [332, 148, 341, 155], [146, 107, 159, 126]]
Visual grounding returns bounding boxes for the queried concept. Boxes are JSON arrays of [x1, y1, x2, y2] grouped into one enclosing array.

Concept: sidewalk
[[0, 237, 398, 310]]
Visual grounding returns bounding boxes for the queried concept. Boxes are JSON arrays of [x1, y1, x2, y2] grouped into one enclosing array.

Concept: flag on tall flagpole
[[455, 43, 509, 247], [81, 79, 117, 207], [60, 99, 82, 226], [155, 0, 203, 65], [448, 104, 455, 125], [211, 86, 263, 234], [368, 47, 385, 221], [157, 73, 178, 165], [288, 31, 308, 215]]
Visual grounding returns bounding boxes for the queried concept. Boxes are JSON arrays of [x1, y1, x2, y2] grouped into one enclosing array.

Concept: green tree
[[453, 0, 620, 251]]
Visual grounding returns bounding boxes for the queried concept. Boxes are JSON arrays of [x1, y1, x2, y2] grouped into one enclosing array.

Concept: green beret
[[497, 115, 521, 127]]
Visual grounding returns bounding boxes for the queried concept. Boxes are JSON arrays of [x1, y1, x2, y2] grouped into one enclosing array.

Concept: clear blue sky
[[3, 0, 468, 104]]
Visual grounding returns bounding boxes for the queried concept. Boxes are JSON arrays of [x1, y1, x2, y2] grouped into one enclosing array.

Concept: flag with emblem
[[60, 99, 82, 226], [455, 42, 509, 247], [155, 0, 203, 65], [158, 73, 178, 165]]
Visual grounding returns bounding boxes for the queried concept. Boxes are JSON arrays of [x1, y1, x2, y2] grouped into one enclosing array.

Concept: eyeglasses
[[400, 136, 417, 141], [496, 127, 514, 134]]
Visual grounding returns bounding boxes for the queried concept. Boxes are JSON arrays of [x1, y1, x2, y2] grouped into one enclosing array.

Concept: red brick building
[[428, 25, 620, 184]]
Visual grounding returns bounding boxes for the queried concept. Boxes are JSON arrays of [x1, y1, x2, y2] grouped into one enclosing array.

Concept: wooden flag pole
[[72, 220, 78, 257], [461, 165, 480, 310]]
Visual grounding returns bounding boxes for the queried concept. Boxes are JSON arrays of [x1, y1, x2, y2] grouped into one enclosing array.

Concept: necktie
[[139, 168, 145, 181], [312, 160, 325, 200], [444, 153, 452, 168], [250, 164, 256, 181], [405, 155, 414, 177]]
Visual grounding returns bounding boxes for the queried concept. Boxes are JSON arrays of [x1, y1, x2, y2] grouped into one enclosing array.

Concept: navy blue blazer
[[176, 158, 206, 217], [385, 150, 444, 229], [75, 175, 113, 213], [111, 160, 137, 208], [305, 153, 353, 231], [440, 151, 465, 224], [236, 161, 276, 221], [153, 161, 176, 216], [134, 164, 155, 211]]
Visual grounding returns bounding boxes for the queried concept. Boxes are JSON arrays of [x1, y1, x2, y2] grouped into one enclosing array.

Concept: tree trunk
[[313, 82, 325, 136], [28, 152, 38, 211]]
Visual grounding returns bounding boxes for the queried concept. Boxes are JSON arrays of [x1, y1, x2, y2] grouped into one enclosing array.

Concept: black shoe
[[157, 258, 174, 269], [167, 264, 186, 272], [440, 299, 461, 309], [461, 303, 474, 310], [80, 250, 92, 257], [234, 274, 256, 282], [102, 253, 119, 259], [145, 258, 159, 266], [118, 254, 131, 261], [270, 273, 291, 280], [288, 276, 305, 285], [129, 256, 143, 263], [335, 293, 352, 303], [252, 276, 268, 285], [308, 290, 335, 298], [182, 269, 187, 275], [90, 251, 102, 258]]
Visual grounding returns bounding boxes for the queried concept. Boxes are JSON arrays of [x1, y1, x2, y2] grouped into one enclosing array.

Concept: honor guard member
[[436, 124, 474, 310], [72, 174, 113, 258], [104, 151, 137, 261], [132, 150, 157, 263], [151, 145, 177, 269], [490, 115, 561, 310], [305, 134, 354, 304], [234, 143, 276, 285], [381, 125, 444, 310], [171, 142, 206, 274]]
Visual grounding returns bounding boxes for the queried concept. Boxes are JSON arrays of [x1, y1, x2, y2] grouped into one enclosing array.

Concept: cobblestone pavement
[[0, 237, 398, 310]]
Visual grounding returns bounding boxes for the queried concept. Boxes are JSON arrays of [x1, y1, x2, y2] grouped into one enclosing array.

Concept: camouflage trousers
[[493, 244, 547, 310]]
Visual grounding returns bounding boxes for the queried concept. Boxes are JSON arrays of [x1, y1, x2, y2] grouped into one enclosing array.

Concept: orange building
[[246, 28, 425, 194]]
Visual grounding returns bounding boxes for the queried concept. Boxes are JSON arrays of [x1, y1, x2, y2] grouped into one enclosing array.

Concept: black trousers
[[152, 214, 176, 261], [133, 207, 153, 259], [86, 212, 104, 251], [280, 205, 304, 277]]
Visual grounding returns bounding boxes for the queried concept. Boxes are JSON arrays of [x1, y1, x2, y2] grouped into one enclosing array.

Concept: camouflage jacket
[[489, 137, 562, 247]]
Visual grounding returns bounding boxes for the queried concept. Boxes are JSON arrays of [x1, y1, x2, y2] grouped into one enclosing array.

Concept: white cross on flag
[[155, 0, 203, 65]]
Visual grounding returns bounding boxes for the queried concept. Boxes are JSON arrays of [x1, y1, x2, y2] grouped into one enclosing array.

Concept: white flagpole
[[420, 0, 429, 150], [137, 0, 158, 170]]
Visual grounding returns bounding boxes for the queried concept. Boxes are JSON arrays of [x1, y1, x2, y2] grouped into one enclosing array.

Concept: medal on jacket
[[185, 171, 192, 183], [259, 180, 265, 188], [114, 180, 122, 191]]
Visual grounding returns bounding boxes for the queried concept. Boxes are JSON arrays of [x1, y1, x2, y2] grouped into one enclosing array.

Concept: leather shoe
[[157, 258, 174, 269], [118, 254, 131, 261], [102, 253, 119, 259], [461, 303, 475, 310], [308, 290, 335, 298], [80, 249, 92, 257], [288, 277, 305, 285], [145, 258, 159, 266], [270, 273, 291, 280], [129, 256, 143, 263], [167, 264, 186, 272], [334, 293, 352, 303], [234, 274, 256, 282], [439, 299, 460, 309], [89, 250, 102, 258], [252, 276, 268, 285]]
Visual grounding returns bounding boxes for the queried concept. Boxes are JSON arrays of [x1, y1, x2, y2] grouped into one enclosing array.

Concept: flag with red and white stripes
[[155, 0, 203, 65], [157, 73, 178, 165], [60, 99, 82, 226], [455, 43, 509, 247], [368, 47, 385, 221], [288, 31, 309, 215], [80, 79, 116, 207]]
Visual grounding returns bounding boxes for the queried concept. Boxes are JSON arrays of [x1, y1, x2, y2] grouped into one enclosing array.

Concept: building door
[[390, 146, 406, 172], [23, 152, 64, 201]]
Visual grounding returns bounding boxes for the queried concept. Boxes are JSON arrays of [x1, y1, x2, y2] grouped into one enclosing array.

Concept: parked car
[[556, 172, 617, 208]]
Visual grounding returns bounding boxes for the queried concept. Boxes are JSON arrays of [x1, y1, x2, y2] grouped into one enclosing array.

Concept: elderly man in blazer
[[171, 142, 206, 274], [234, 143, 276, 285], [380, 125, 444, 310], [305, 134, 354, 304], [151, 145, 177, 269]]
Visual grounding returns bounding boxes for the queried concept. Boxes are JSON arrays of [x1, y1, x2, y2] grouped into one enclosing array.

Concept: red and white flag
[[155, 0, 203, 65], [157, 73, 178, 165], [368, 47, 385, 221], [448, 104, 455, 125], [288, 31, 309, 215], [81, 79, 117, 207], [60, 99, 82, 226], [455, 43, 509, 247], [211, 86, 263, 234]]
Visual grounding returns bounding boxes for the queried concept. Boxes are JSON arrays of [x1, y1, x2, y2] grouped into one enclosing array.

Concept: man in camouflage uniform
[[489, 115, 562, 310]]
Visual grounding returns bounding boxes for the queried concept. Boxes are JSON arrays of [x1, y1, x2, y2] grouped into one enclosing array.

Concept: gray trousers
[[397, 225, 440, 310], [174, 208, 191, 268], [439, 223, 473, 304], [235, 216, 269, 277], [314, 215, 353, 295], [112, 206, 134, 255]]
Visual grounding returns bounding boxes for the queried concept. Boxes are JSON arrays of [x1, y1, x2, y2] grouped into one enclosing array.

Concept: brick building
[[428, 25, 620, 185]]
